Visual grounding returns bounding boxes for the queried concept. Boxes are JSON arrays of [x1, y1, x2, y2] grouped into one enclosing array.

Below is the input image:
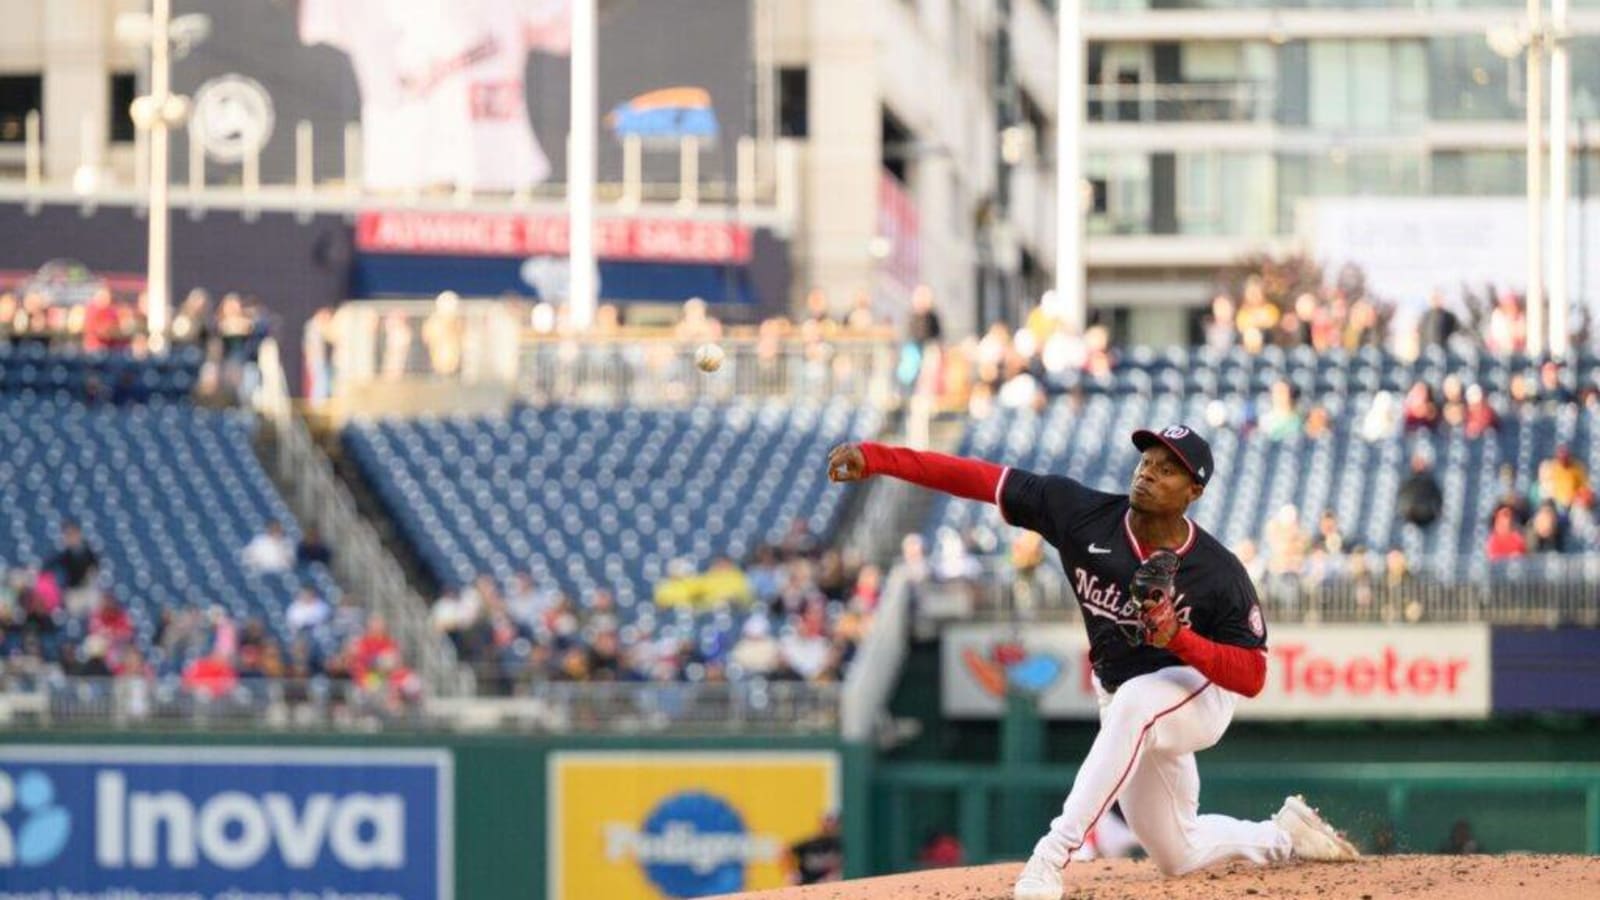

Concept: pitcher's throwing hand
[[828, 444, 867, 482]]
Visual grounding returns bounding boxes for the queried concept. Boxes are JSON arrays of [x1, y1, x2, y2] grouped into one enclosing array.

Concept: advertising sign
[[548, 751, 838, 900], [171, 0, 752, 190], [355, 211, 753, 264], [0, 746, 452, 900], [943, 623, 1491, 720]]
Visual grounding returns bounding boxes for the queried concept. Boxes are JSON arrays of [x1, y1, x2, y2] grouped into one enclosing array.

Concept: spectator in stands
[[77, 635, 115, 678], [1343, 298, 1384, 350], [0, 292, 16, 342], [349, 614, 398, 680], [1261, 380, 1303, 441], [1236, 539, 1267, 587], [183, 648, 239, 699], [379, 312, 415, 381], [47, 522, 101, 618], [81, 288, 129, 353], [1265, 505, 1309, 581], [287, 588, 331, 633], [1485, 291, 1527, 356], [170, 288, 212, 346], [17, 293, 55, 348], [1486, 507, 1529, 560], [1526, 501, 1567, 553], [296, 525, 333, 567], [1204, 294, 1236, 352], [1418, 290, 1460, 349], [1463, 384, 1500, 438], [155, 607, 204, 661], [242, 520, 295, 573], [931, 528, 981, 582], [779, 613, 833, 682], [1537, 444, 1589, 509], [673, 297, 724, 344], [89, 594, 134, 648], [1302, 404, 1333, 441], [506, 571, 554, 630], [1398, 454, 1444, 528], [1234, 277, 1279, 353], [1361, 391, 1401, 442], [1538, 360, 1575, 408], [1439, 375, 1467, 429], [1402, 382, 1440, 432], [586, 630, 624, 681], [1312, 509, 1346, 555], [731, 616, 781, 677], [581, 588, 621, 635], [421, 291, 466, 376]]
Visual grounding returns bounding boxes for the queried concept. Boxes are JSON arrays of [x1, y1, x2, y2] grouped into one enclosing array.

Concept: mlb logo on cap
[[1131, 426, 1215, 486]]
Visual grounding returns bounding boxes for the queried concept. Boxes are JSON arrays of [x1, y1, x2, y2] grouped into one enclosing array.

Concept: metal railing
[[0, 676, 427, 731], [933, 555, 1600, 627], [517, 335, 902, 407], [1, 108, 800, 221], [254, 338, 474, 695], [439, 680, 841, 735], [320, 299, 524, 394], [0, 675, 841, 734], [1086, 81, 1276, 124]]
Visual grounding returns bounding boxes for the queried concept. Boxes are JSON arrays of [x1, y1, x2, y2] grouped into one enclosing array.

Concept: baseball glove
[[1127, 549, 1181, 648]]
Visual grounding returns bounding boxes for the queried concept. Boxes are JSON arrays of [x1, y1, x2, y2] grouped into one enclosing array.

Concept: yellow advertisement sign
[[548, 751, 839, 900]]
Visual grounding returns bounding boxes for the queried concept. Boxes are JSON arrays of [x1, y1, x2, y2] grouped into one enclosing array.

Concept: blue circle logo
[[636, 792, 753, 898], [1, 769, 72, 867]]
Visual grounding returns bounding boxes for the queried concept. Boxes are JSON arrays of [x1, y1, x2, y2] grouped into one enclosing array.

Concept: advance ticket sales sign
[[0, 746, 452, 900], [944, 623, 1491, 720]]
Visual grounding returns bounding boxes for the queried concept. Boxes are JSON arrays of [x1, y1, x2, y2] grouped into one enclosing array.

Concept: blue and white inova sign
[[0, 746, 452, 900]]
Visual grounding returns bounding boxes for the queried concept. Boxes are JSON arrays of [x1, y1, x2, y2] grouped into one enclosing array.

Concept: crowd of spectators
[[0, 284, 272, 406], [435, 520, 882, 696], [0, 520, 417, 719]]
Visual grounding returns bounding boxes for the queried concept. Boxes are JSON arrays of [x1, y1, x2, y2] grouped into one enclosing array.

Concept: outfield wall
[[0, 731, 871, 900]]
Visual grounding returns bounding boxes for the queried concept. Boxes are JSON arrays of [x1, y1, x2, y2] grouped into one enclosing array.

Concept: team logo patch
[[1247, 604, 1265, 638], [1161, 426, 1191, 440]]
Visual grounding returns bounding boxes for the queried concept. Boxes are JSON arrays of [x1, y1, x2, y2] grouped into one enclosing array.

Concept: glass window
[[1430, 37, 1520, 121], [0, 75, 42, 144], [1430, 151, 1524, 195], [1309, 40, 1427, 130], [1277, 150, 1426, 232]]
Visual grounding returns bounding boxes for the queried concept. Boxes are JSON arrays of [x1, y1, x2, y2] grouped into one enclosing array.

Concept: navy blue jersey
[[999, 468, 1267, 690]]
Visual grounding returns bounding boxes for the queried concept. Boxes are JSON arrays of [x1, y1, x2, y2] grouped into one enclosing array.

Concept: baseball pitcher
[[828, 426, 1359, 900]]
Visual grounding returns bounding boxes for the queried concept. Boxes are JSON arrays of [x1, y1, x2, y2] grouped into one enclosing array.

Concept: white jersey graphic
[[300, 0, 570, 191]]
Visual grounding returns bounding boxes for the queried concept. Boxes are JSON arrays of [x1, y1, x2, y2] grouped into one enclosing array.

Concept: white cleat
[[1012, 854, 1065, 900], [1273, 794, 1361, 862]]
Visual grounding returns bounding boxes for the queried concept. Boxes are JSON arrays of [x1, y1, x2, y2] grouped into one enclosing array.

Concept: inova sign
[[0, 747, 451, 900]]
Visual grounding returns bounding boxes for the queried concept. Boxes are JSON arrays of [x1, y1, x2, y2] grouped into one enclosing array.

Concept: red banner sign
[[355, 211, 753, 264]]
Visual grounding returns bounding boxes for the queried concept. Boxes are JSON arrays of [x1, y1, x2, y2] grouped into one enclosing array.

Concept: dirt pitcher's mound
[[716, 854, 1599, 899]]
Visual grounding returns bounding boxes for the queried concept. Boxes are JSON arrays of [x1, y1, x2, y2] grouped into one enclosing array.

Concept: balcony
[[1087, 81, 1277, 124]]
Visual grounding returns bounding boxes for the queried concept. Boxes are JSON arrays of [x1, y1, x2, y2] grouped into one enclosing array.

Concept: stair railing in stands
[[253, 339, 475, 697]]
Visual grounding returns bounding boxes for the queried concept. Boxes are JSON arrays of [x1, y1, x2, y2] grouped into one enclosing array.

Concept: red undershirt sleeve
[[859, 442, 1006, 506], [1166, 627, 1267, 697]]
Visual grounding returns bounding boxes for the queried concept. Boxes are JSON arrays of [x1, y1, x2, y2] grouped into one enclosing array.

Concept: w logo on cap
[[1161, 426, 1191, 439]]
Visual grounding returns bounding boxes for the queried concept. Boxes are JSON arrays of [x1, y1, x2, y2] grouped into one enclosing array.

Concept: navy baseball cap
[[1131, 426, 1214, 487]]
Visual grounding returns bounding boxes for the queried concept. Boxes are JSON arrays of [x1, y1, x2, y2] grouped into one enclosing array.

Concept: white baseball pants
[[1030, 665, 1291, 875]]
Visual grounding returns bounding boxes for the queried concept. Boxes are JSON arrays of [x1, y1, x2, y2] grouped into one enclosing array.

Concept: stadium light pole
[[1549, 0, 1572, 358], [1055, 0, 1087, 334], [1526, 0, 1547, 359], [568, 0, 598, 331]]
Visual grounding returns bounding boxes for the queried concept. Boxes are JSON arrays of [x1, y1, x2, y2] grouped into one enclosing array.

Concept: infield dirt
[[717, 854, 1598, 899]]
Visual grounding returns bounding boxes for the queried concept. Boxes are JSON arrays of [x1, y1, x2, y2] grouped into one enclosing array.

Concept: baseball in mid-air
[[694, 343, 725, 373]]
